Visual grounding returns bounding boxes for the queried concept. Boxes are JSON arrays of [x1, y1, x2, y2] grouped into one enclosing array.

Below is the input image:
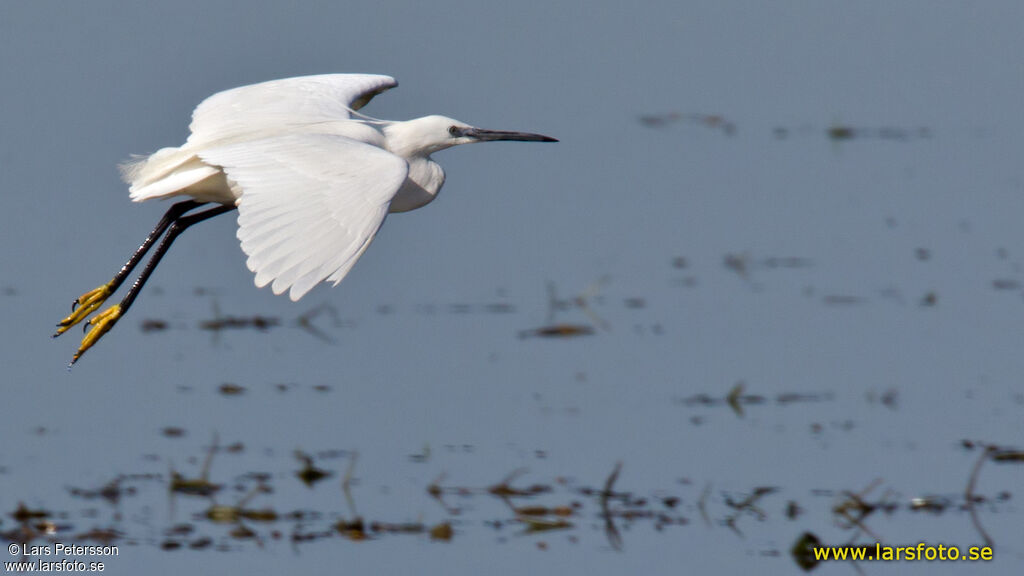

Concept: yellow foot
[[70, 305, 122, 366], [54, 285, 113, 337]]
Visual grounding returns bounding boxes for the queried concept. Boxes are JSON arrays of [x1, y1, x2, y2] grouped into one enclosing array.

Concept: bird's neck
[[389, 156, 446, 213]]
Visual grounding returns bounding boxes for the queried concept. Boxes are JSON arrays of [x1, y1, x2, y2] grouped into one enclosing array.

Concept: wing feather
[[198, 133, 408, 301], [125, 75, 398, 203], [188, 74, 396, 146]]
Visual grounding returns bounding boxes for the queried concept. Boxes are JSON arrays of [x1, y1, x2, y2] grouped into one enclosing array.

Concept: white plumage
[[202, 135, 406, 300], [118, 74, 555, 301], [55, 73, 555, 364]]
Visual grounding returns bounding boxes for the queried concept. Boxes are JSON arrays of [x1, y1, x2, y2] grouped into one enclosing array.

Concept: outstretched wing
[[188, 74, 397, 146], [199, 133, 409, 301]]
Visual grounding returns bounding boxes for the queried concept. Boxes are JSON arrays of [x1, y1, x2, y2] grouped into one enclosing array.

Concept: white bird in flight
[[55, 74, 557, 365]]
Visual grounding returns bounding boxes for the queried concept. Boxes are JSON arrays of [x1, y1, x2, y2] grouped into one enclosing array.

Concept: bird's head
[[385, 115, 557, 158]]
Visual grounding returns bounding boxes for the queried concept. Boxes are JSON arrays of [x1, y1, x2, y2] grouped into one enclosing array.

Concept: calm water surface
[[2, 2, 1023, 574]]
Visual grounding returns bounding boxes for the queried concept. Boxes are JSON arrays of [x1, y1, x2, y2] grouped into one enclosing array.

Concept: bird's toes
[[69, 304, 122, 365], [54, 284, 113, 337]]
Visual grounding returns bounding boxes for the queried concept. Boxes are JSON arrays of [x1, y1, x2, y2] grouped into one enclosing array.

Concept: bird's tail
[[121, 147, 220, 202]]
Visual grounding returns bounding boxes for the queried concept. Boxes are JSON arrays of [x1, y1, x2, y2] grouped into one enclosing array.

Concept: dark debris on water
[[3, 431, 1020, 562]]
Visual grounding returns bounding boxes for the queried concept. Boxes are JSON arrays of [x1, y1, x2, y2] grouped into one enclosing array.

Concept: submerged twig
[[965, 445, 996, 548]]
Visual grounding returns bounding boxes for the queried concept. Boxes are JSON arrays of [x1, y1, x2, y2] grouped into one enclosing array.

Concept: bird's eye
[[448, 125, 461, 137]]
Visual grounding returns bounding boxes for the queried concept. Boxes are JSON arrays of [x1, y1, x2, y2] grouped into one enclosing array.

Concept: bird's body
[[124, 76, 445, 211], [55, 74, 556, 364]]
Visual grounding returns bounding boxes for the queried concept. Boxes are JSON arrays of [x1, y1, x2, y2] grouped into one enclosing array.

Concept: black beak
[[465, 128, 558, 142]]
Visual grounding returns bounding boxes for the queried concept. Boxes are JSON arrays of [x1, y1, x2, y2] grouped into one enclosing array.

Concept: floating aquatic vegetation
[[67, 476, 136, 506], [407, 444, 431, 463], [723, 486, 778, 536], [201, 315, 279, 332], [4, 426, 1021, 559], [204, 483, 277, 524], [169, 435, 222, 497], [488, 469, 552, 499], [429, 522, 453, 541], [518, 324, 595, 339], [920, 291, 938, 306], [10, 503, 49, 522], [991, 279, 1020, 291], [161, 426, 186, 438], [139, 318, 169, 332], [637, 112, 736, 136], [826, 124, 932, 142], [218, 383, 245, 396], [677, 382, 833, 417], [790, 531, 822, 571], [521, 278, 611, 338], [294, 450, 332, 487]]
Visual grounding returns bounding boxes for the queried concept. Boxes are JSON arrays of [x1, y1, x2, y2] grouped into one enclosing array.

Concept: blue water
[[2, 2, 1023, 574]]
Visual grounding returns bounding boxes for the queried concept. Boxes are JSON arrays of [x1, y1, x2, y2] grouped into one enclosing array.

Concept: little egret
[[54, 74, 556, 365]]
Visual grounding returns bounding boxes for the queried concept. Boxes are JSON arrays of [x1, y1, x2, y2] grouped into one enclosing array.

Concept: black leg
[[119, 203, 237, 312], [66, 202, 237, 366], [112, 200, 208, 296], [55, 200, 208, 336]]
